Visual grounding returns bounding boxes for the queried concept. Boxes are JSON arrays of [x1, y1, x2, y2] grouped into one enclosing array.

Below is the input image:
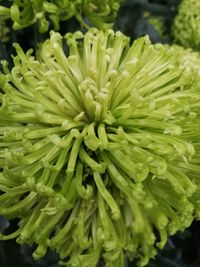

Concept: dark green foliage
[[115, 0, 180, 43]]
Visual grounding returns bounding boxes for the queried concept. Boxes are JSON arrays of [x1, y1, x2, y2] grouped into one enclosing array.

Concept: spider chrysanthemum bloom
[[0, 0, 123, 32], [173, 0, 200, 50], [167, 45, 200, 75], [0, 29, 200, 267], [166, 44, 200, 219]]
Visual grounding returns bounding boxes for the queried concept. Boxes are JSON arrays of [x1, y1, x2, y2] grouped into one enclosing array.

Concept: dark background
[[0, 0, 200, 266]]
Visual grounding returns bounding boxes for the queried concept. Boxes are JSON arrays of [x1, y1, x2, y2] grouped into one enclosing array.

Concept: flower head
[[0, 0, 123, 32], [173, 0, 200, 50], [167, 44, 200, 75], [0, 29, 200, 267]]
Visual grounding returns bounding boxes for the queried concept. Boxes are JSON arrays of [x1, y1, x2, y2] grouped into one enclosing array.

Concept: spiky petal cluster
[[167, 45, 200, 75], [166, 44, 200, 219], [0, 0, 123, 32], [0, 5, 10, 22], [0, 29, 200, 267], [173, 0, 200, 50]]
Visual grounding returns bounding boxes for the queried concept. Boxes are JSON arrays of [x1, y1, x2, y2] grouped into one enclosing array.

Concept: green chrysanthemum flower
[[0, 29, 200, 267], [166, 44, 200, 219], [173, 0, 200, 50], [167, 44, 200, 75], [0, 0, 123, 32]]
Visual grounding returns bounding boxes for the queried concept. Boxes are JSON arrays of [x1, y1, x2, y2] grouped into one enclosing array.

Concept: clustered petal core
[[0, 29, 200, 267]]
